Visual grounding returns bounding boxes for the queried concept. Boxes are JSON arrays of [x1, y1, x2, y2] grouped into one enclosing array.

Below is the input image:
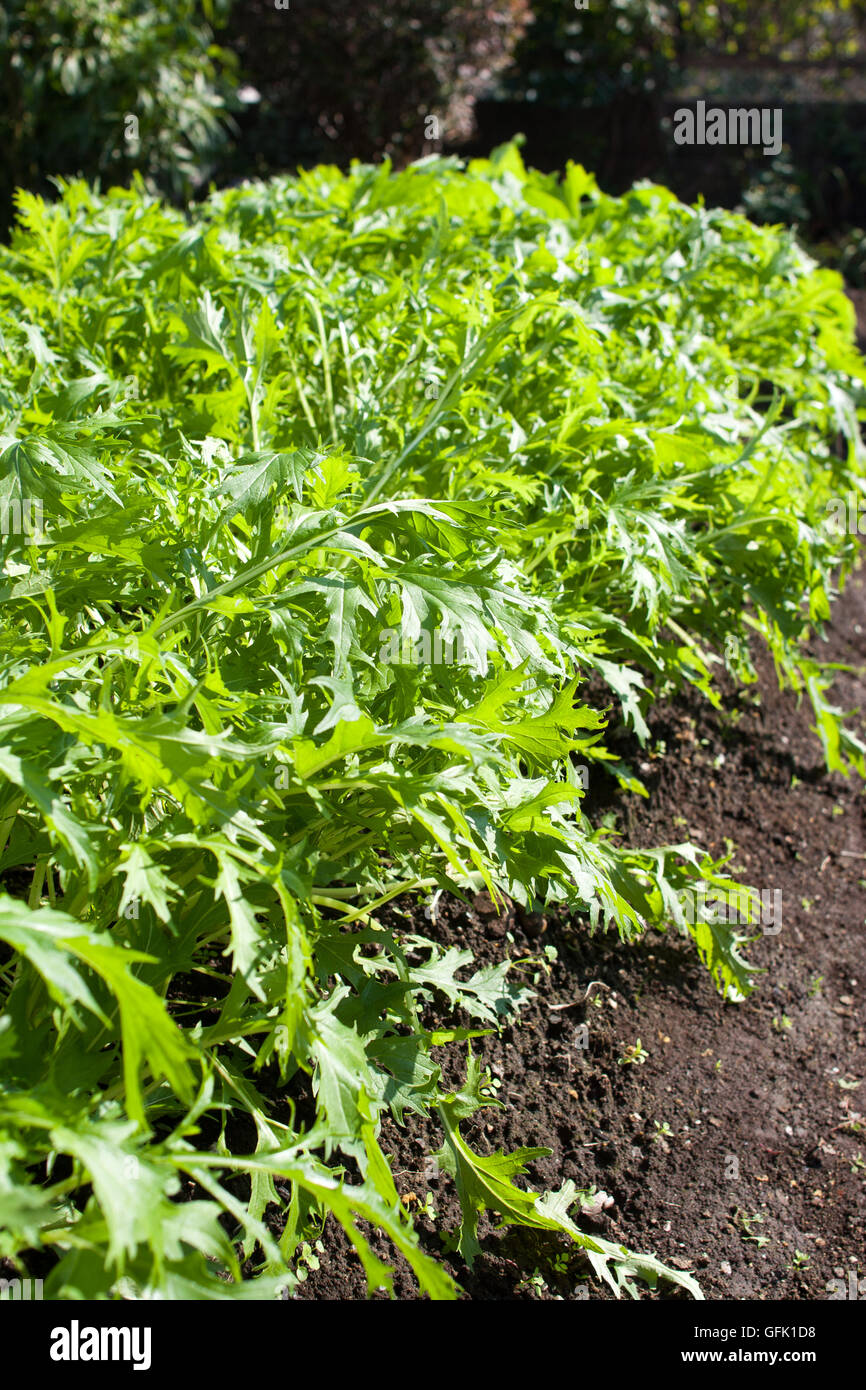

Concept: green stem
[[309, 297, 336, 439]]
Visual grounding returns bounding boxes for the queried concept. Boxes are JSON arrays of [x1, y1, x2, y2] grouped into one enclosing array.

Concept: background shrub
[[0, 0, 237, 232]]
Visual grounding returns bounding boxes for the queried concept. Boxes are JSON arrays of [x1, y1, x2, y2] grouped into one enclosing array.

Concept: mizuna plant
[[0, 144, 863, 1300]]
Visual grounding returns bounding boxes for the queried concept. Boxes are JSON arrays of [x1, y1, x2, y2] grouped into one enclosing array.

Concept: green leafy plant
[[0, 142, 863, 1300], [733, 1209, 770, 1248]]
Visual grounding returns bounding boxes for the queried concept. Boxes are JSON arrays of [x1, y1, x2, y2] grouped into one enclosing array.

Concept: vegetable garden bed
[[0, 144, 864, 1300], [294, 568, 866, 1299]]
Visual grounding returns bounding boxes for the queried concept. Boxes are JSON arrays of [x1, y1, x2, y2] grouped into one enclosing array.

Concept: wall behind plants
[[504, 0, 866, 111], [0, 0, 238, 233], [219, 0, 532, 176], [482, 0, 866, 279]]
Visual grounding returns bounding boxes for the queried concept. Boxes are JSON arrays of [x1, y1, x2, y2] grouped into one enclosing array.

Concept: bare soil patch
[[293, 563, 866, 1300]]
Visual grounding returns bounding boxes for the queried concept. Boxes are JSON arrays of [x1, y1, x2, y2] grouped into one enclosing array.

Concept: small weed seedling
[[733, 1210, 771, 1248], [619, 1040, 650, 1066], [294, 1241, 325, 1282]]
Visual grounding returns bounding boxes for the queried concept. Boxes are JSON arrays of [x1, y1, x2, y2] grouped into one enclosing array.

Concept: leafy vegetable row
[[0, 144, 863, 1298]]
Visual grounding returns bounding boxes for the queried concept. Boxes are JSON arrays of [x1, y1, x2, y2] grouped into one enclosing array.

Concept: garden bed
[[2, 150, 864, 1304], [295, 564, 866, 1300]]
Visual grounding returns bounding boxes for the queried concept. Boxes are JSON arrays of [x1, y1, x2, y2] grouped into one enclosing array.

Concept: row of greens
[[0, 145, 864, 1299]]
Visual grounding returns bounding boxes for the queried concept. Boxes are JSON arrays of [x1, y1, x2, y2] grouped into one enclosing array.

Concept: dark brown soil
[[292, 560, 866, 1301]]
